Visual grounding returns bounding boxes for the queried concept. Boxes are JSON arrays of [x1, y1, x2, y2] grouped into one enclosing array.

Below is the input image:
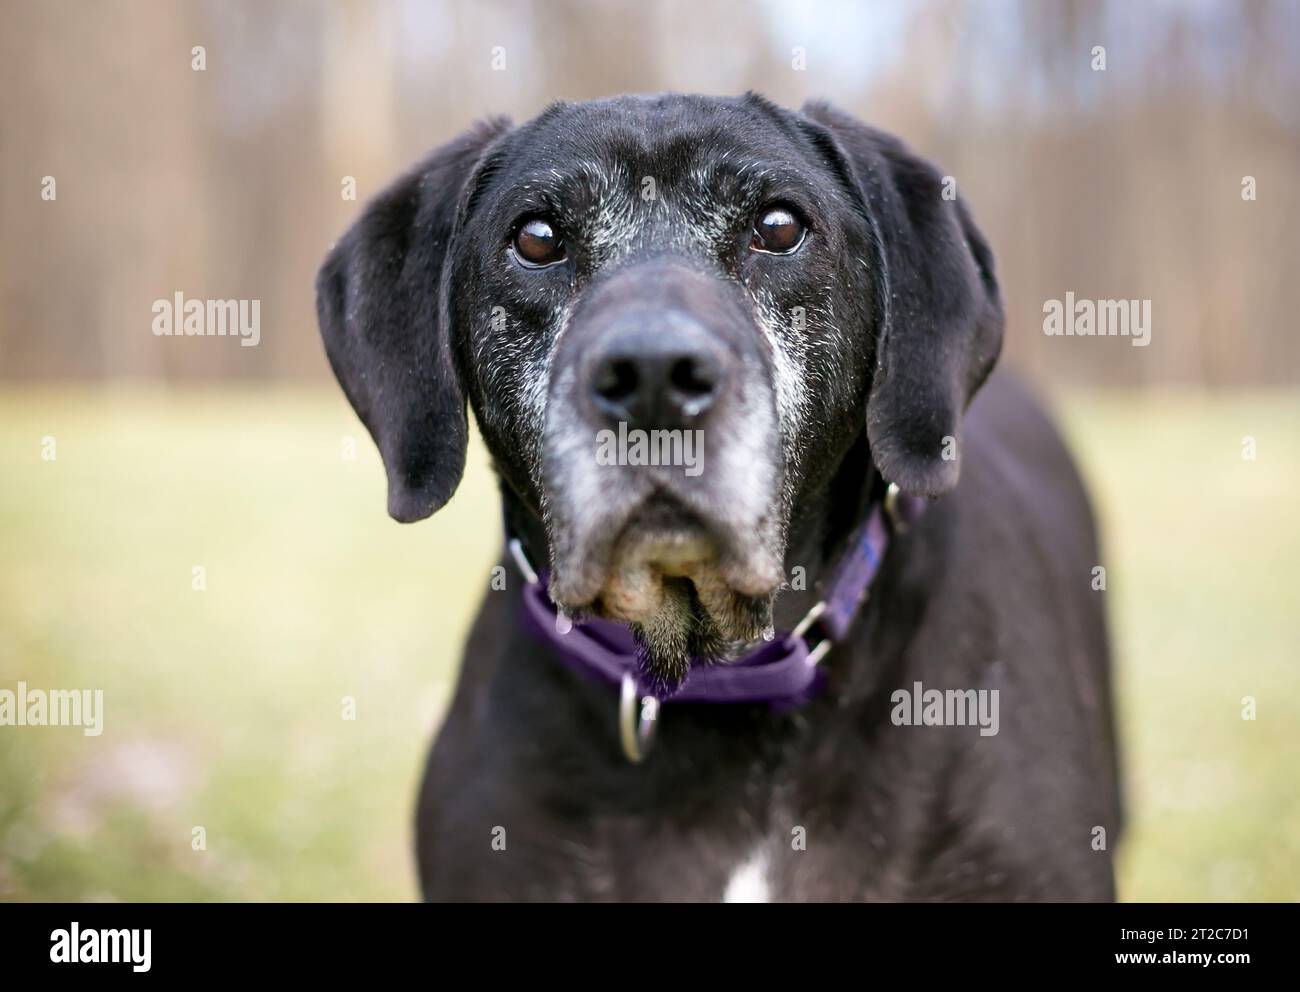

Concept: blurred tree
[[1, 0, 1297, 386]]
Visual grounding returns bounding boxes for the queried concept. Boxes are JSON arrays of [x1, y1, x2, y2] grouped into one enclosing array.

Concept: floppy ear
[[315, 117, 510, 522], [801, 102, 1003, 497]]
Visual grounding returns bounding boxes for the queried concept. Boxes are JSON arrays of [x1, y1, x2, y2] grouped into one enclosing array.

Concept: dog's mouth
[[551, 494, 779, 692]]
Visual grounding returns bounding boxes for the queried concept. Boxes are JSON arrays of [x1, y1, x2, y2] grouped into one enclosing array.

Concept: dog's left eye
[[750, 205, 806, 255], [512, 217, 566, 268]]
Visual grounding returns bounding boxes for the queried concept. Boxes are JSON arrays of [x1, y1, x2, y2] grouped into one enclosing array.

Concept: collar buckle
[[790, 600, 832, 667]]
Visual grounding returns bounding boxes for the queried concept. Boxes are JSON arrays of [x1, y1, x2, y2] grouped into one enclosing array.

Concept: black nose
[[590, 335, 723, 429]]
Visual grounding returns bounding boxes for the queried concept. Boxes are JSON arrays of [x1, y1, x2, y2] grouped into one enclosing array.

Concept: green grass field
[[1, 386, 1297, 901]]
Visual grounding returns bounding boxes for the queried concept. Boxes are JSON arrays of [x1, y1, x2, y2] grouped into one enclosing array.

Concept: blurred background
[[1, 0, 1297, 900]]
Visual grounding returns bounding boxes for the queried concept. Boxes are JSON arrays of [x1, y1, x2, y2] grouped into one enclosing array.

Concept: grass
[[0, 385, 1297, 901]]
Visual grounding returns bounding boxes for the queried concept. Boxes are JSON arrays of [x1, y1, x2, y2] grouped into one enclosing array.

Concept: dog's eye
[[750, 206, 805, 255], [513, 217, 566, 267]]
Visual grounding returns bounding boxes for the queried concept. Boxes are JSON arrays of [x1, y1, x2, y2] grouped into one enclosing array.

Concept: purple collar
[[512, 483, 925, 761]]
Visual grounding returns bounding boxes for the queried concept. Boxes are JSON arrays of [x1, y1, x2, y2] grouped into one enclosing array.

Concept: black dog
[[316, 93, 1121, 901]]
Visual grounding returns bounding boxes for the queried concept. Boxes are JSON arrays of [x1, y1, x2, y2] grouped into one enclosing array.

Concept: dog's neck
[[773, 430, 882, 632]]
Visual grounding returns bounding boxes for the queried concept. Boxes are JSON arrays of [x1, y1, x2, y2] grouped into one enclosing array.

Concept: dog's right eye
[[512, 218, 566, 268]]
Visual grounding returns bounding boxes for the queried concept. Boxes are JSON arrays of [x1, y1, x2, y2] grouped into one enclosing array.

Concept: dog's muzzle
[[538, 258, 787, 687]]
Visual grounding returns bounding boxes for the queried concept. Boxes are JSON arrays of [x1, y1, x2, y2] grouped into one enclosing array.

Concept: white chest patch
[[722, 847, 771, 903]]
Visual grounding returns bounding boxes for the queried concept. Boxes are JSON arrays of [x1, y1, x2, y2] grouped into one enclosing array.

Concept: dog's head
[[317, 94, 1002, 690]]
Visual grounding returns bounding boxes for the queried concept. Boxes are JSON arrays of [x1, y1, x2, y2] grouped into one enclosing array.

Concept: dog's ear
[[800, 101, 1003, 497], [315, 117, 510, 522]]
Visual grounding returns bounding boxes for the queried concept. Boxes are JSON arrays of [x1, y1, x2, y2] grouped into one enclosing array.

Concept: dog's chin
[[562, 503, 779, 694]]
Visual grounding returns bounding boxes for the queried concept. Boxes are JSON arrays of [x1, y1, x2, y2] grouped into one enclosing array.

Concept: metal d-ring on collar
[[619, 673, 660, 763], [508, 537, 540, 585]]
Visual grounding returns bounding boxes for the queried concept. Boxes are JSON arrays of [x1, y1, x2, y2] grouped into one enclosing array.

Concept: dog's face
[[317, 94, 1002, 690], [450, 97, 881, 683]]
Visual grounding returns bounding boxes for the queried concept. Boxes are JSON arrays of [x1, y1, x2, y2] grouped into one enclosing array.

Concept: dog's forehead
[[502, 94, 811, 191]]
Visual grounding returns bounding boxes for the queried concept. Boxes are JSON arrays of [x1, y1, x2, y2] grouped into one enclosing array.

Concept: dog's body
[[413, 371, 1119, 901], [317, 93, 1121, 901]]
